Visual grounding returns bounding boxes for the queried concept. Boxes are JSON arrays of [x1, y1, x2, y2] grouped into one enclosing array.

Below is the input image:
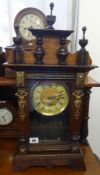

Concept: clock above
[[14, 7, 47, 47]]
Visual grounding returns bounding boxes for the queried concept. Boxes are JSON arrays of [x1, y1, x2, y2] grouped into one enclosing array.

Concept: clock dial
[[14, 8, 47, 41], [0, 108, 13, 126], [32, 82, 69, 116], [19, 13, 45, 41]]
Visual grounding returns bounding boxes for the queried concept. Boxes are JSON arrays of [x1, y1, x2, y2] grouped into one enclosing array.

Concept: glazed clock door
[[27, 78, 74, 142]]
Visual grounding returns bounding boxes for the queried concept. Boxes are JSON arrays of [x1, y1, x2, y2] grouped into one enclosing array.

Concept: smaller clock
[[0, 101, 18, 138], [14, 7, 47, 42], [0, 107, 13, 126], [0, 101, 17, 126]]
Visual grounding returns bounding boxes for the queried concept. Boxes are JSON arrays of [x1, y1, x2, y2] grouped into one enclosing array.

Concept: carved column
[[80, 87, 92, 145], [13, 25, 24, 64], [15, 71, 28, 154], [34, 37, 45, 64], [57, 37, 68, 65], [70, 73, 85, 152], [69, 89, 84, 153]]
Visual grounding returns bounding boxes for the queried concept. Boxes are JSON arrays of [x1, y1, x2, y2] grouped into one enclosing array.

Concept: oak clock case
[[14, 7, 47, 47]]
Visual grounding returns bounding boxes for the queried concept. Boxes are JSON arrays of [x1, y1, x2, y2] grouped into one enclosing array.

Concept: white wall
[[0, 0, 70, 48], [78, 0, 100, 158], [0, 0, 78, 51]]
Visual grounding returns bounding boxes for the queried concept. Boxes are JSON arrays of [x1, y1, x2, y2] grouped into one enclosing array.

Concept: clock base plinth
[[13, 148, 86, 171]]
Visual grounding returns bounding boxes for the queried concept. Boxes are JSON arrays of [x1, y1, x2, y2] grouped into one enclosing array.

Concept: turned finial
[[82, 26, 87, 40], [50, 2, 54, 16], [79, 26, 88, 49]]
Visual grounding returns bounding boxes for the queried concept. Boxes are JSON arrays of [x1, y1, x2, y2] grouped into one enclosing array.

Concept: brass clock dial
[[32, 81, 69, 116], [14, 7, 47, 41], [0, 108, 13, 126]]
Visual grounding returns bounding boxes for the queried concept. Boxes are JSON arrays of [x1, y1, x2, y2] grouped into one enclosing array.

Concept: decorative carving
[[73, 90, 84, 119], [57, 37, 68, 64], [15, 88, 28, 121], [26, 73, 75, 80], [71, 134, 80, 152], [19, 135, 27, 154], [16, 71, 25, 87], [34, 37, 45, 64]]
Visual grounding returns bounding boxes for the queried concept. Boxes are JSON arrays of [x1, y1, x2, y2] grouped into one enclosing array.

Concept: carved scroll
[[15, 88, 28, 121], [16, 71, 27, 121], [73, 90, 84, 120], [16, 71, 25, 87]]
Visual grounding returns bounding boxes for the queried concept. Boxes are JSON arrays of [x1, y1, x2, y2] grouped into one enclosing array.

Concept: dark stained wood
[[77, 27, 89, 65], [3, 63, 98, 73], [13, 36, 24, 64], [80, 88, 91, 145], [2, 61, 99, 171], [0, 139, 100, 174], [0, 51, 6, 76]]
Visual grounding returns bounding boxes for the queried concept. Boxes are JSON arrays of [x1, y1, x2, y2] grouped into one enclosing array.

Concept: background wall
[[0, 0, 69, 48], [78, 0, 100, 158], [0, 0, 78, 51]]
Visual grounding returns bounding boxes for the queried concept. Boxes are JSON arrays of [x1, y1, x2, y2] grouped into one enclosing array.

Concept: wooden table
[[0, 139, 100, 175]]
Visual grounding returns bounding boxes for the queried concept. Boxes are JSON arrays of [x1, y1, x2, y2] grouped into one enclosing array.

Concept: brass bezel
[[31, 81, 69, 116]]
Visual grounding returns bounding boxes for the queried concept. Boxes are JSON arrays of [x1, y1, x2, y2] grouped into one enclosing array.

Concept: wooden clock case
[[0, 6, 100, 172], [3, 24, 100, 171]]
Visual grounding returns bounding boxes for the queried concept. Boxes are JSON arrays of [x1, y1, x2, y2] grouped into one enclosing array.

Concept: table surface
[[0, 139, 100, 175]]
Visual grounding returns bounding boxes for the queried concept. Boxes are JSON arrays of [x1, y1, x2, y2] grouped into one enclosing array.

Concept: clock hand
[[48, 96, 57, 100], [25, 26, 34, 30], [2, 116, 6, 121]]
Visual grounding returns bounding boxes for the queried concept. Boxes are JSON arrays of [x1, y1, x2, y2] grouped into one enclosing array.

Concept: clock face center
[[41, 88, 58, 106], [32, 81, 69, 116]]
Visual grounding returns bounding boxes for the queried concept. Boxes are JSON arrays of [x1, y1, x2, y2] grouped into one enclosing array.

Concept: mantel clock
[[14, 7, 47, 48], [0, 79, 18, 138], [3, 3, 100, 172]]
